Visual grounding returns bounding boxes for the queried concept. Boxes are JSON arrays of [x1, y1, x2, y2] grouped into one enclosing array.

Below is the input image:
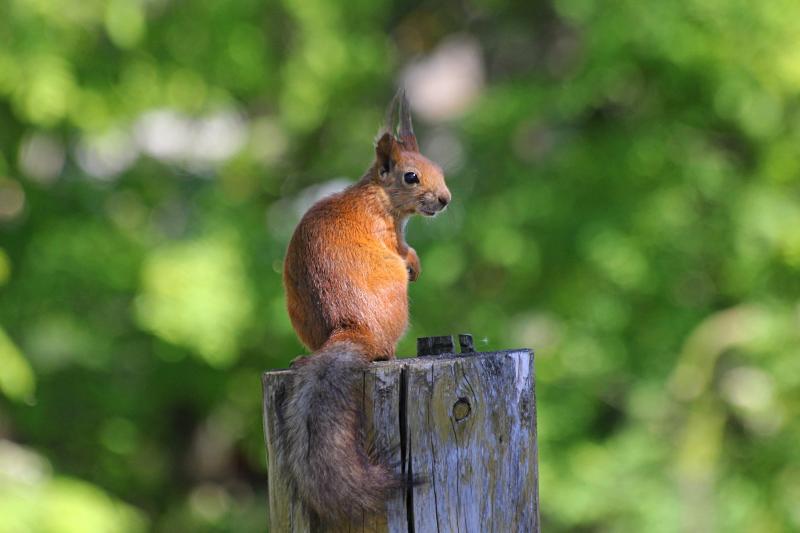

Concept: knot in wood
[[453, 397, 471, 421]]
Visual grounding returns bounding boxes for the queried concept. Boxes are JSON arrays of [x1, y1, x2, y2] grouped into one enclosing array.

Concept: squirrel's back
[[284, 183, 409, 357]]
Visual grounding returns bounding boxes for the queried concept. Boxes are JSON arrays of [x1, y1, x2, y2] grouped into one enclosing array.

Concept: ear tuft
[[382, 88, 419, 152], [397, 89, 419, 152]]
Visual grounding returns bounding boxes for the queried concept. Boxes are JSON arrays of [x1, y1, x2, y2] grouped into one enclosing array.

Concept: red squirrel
[[278, 89, 451, 522]]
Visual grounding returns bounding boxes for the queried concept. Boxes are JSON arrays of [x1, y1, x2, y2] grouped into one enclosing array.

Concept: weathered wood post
[[262, 335, 539, 532]]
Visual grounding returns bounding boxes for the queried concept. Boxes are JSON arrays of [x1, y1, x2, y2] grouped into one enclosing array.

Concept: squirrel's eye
[[403, 172, 419, 185]]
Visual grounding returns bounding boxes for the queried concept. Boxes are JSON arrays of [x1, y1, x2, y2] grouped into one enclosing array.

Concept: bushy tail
[[276, 339, 403, 522]]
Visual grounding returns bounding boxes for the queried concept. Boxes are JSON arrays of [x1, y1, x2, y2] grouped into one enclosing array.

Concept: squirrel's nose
[[438, 193, 451, 208]]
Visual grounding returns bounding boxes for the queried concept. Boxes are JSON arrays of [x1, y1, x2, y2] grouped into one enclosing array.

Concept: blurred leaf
[[0, 452, 148, 533], [0, 327, 35, 402], [135, 235, 254, 367]]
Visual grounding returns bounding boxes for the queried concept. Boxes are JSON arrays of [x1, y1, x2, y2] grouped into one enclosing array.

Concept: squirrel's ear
[[375, 131, 395, 176], [397, 89, 419, 152]]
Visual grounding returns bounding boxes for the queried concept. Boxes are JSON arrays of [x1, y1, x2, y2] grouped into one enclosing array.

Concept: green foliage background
[[1, 0, 799, 531]]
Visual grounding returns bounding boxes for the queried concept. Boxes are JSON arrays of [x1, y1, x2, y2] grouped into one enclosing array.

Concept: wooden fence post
[[262, 335, 539, 532]]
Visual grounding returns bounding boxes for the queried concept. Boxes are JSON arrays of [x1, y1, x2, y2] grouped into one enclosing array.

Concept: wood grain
[[262, 349, 539, 532]]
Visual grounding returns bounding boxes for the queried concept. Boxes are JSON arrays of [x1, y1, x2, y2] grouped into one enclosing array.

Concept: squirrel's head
[[374, 89, 451, 217]]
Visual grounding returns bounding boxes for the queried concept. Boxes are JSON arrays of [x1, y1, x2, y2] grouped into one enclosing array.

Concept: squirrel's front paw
[[406, 248, 421, 282]]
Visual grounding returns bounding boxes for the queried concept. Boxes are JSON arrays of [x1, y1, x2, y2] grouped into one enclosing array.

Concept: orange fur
[[284, 99, 450, 362], [278, 90, 450, 521]]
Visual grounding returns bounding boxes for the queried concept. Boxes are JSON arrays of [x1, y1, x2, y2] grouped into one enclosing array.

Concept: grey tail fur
[[275, 339, 404, 522]]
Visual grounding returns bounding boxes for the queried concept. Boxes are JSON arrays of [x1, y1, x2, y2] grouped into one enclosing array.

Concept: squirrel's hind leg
[[289, 354, 314, 368]]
